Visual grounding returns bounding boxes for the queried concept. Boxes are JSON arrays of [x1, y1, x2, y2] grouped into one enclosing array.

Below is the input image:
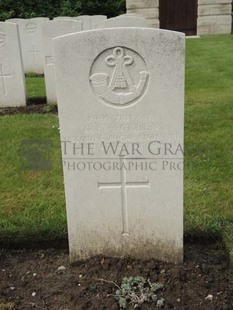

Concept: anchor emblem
[[90, 47, 149, 107]]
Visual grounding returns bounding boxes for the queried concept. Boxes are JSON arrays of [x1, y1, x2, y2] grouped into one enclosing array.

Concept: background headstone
[[76, 15, 107, 30], [41, 20, 82, 103], [0, 22, 26, 107], [5, 18, 24, 22], [91, 15, 107, 29], [54, 28, 185, 263], [6, 18, 49, 74], [76, 15, 92, 30], [101, 16, 147, 28], [118, 13, 142, 18], [54, 17, 76, 21]]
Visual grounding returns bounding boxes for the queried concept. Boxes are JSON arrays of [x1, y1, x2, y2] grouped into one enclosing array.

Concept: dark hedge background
[[0, 0, 126, 20]]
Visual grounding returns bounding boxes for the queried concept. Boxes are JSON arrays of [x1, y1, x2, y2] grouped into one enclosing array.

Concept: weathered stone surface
[[126, 8, 159, 19], [197, 15, 232, 26], [41, 20, 82, 103], [197, 23, 232, 34], [198, 25, 228, 34], [0, 22, 26, 107], [198, 4, 232, 16], [54, 28, 185, 263], [197, 14, 232, 34], [198, 0, 231, 4], [127, 0, 158, 10], [146, 19, 160, 28]]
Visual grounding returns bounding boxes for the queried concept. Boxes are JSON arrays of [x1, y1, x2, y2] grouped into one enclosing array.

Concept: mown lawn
[[0, 35, 233, 256], [185, 35, 233, 256], [0, 114, 65, 241], [26, 75, 46, 102]]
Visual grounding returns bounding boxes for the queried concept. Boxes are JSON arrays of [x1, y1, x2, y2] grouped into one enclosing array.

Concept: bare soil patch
[[0, 101, 57, 116], [0, 239, 232, 309]]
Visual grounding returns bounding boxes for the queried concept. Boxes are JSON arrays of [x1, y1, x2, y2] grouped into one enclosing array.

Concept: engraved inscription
[[98, 156, 150, 235], [0, 28, 6, 47], [76, 113, 159, 142], [0, 64, 12, 95], [26, 22, 37, 33], [29, 45, 40, 64], [90, 47, 149, 108]]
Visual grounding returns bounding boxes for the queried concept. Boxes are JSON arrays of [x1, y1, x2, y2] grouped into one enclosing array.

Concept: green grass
[[0, 114, 65, 241], [185, 35, 233, 256], [0, 35, 233, 256], [26, 75, 46, 102]]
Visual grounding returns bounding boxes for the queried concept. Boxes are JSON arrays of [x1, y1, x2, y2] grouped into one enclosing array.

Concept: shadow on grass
[[27, 96, 47, 105]]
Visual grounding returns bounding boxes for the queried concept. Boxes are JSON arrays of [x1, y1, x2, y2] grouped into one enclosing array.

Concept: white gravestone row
[[53, 14, 146, 29], [54, 17, 77, 21], [40, 15, 116, 103], [54, 15, 107, 29], [5, 18, 24, 22], [53, 14, 145, 30], [0, 22, 26, 107], [42, 15, 146, 102], [6, 17, 49, 74], [101, 15, 147, 28], [0, 14, 147, 107], [54, 28, 185, 263], [76, 15, 107, 30], [41, 20, 82, 103]]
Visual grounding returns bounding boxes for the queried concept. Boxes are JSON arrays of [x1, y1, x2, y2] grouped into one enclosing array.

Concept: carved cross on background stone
[[0, 64, 12, 95]]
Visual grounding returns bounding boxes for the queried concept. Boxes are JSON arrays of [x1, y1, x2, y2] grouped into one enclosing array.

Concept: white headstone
[[54, 28, 185, 263], [5, 18, 24, 22], [54, 17, 76, 21], [102, 16, 147, 28], [41, 20, 82, 103], [91, 15, 107, 29], [76, 15, 91, 30], [31, 17, 49, 21], [117, 13, 142, 18], [6, 18, 49, 74], [76, 15, 107, 30], [0, 22, 26, 107]]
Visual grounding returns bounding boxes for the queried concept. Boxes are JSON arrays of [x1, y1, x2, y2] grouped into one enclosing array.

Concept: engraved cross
[[98, 156, 150, 236], [0, 64, 12, 95], [29, 45, 40, 64]]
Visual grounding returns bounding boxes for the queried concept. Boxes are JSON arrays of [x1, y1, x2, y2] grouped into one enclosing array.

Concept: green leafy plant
[[115, 276, 164, 309]]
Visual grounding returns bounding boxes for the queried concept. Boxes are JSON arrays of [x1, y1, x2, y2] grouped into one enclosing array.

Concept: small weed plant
[[115, 276, 164, 309]]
